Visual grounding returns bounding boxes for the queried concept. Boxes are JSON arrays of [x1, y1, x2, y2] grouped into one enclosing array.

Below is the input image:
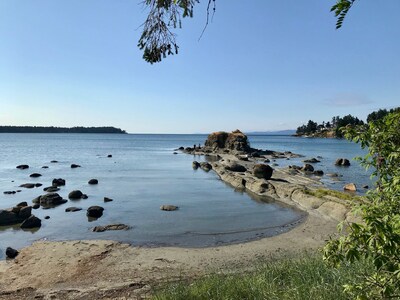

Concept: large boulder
[[68, 190, 83, 199], [204, 130, 250, 153], [253, 164, 273, 180], [87, 206, 104, 218], [20, 215, 41, 229], [0, 203, 32, 226], [34, 193, 68, 206]]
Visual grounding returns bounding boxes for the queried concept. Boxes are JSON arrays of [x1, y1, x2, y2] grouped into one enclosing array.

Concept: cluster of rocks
[[0, 202, 41, 229], [289, 164, 324, 176], [180, 130, 302, 161]]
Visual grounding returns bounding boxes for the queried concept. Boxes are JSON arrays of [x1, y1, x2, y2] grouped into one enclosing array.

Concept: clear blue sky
[[1, 0, 399, 133]]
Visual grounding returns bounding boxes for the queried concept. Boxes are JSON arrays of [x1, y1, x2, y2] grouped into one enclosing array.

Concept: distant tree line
[[296, 107, 399, 138], [0, 126, 127, 134], [366, 107, 400, 123]]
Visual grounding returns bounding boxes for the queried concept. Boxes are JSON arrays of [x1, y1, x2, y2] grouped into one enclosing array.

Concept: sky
[[0, 0, 399, 134]]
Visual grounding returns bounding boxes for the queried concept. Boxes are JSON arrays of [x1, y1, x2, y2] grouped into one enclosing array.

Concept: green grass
[[153, 254, 372, 300], [303, 188, 364, 202]]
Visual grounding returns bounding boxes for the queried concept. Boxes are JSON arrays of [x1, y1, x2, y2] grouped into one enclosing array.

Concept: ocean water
[[0, 134, 370, 259]]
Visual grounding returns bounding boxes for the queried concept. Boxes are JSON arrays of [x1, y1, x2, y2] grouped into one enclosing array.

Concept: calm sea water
[[0, 134, 370, 259]]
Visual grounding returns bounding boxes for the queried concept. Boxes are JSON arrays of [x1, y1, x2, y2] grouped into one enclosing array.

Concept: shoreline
[[0, 131, 355, 299], [0, 131, 357, 299]]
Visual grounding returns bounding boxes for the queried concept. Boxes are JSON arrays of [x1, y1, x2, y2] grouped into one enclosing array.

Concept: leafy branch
[[331, 0, 357, 29]]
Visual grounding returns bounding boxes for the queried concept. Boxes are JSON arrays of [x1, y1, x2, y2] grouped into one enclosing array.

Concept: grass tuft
[[303, 188, 364, 202], [152, 254, 372, 300]]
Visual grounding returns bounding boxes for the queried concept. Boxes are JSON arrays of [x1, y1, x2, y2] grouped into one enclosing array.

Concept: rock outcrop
[[204, 130, 250, 153]]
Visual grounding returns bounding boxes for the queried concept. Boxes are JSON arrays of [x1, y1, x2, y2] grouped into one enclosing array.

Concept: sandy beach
[[0, 209, 338, 299]]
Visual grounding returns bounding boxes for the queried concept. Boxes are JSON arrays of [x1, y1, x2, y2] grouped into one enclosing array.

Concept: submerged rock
[[92, 224, 130, 232], [3, 191, 16, 195], [160, 205, 179, 211], [71, 164, 81, 168], [65, 207, 82, 212], [16, 164, 29, 170], [303, 158, 321, 163], [43, 186, 60, 193], [88, 179, 98, 185], [19, 183, 36, 189], [104, 197, 113, 202]]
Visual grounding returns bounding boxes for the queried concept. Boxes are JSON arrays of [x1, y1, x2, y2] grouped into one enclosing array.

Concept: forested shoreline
[[0, 126, 127, 134]]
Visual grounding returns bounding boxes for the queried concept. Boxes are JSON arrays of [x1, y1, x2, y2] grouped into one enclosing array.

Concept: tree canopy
[[139, 0, 357, 63]]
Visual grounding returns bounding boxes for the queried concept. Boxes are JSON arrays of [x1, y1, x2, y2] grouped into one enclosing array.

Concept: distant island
[[0, 126, 127, 134], [246, 130, 296, 136], [294, 107, 399, 138]]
